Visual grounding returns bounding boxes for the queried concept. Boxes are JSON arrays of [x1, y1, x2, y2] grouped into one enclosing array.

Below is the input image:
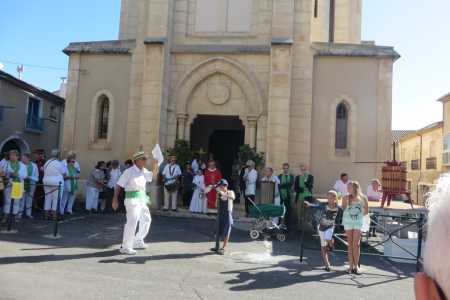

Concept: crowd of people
[[0, 148, 397, 274]]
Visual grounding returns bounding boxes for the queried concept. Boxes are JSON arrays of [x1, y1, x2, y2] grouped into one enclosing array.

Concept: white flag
[[152, 144, 164, 167]]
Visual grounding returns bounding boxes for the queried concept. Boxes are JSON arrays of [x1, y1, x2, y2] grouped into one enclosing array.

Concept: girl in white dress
[[190, 170, 205, 213]]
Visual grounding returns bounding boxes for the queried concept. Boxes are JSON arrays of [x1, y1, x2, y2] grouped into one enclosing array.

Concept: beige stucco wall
[[399, 125, 443, 204], [62, 54, 131, 179], [310, 56, 388, 194]]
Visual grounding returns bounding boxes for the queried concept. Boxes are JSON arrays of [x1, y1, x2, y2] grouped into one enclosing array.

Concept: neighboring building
[[62, 0, 399, 194], [398, 122, 443, 205], [0, 70, 65, 156], [392, 129, 415, 161], [439, 92, 450, 174]]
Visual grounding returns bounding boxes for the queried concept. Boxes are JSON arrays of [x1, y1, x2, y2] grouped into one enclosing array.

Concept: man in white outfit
[[43, 149, 65, 220], [162, 155, 182, 211], [19, 153, 39, 219], [243, 160, 258, 217], [112, 151, 156, 255], [333, 173, 350, 197], [1, 150, 27, 223]]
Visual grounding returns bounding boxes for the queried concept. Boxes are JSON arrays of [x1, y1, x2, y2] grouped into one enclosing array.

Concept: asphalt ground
[[0, 213, 416, 300]]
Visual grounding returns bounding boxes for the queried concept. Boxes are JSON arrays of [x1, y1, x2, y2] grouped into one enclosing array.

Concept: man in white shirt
[[162, 155, 182, 211], [112, 151, 155, 255], [19, 153, 39, 219], [1, 150, 27, 223], [333, 173, 350, 197], [43, 149, 66, 220], [244, 160, 258, 217]]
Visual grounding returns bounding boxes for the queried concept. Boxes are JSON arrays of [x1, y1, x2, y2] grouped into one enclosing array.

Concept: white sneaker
[[119, 247, 137, 255], [133, 240, 148, 249]]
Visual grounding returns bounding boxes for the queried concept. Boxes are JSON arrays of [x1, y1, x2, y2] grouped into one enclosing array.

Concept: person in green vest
[[294, 164, 314, 228], [60, 158, 80, 216], [19, 153, 38, 219], [278, 163, 294, 231], [1, 150, 27, 223]]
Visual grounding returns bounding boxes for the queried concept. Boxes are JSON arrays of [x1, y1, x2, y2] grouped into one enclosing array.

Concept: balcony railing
[[26, 114, 44, 131]]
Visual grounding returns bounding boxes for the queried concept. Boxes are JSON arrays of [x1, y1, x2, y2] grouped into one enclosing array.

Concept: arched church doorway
[[190, 115, 244, 180]]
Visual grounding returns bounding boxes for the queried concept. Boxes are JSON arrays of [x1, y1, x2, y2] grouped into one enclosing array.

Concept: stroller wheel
[[276, 233, 287, 242], [249, 229, 260, 240]]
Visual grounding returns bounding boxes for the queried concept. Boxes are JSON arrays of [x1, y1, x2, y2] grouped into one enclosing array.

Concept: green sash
[[67, 164, 79, 192], [279, 174, 292, 202], [125, 191, 150, 204], [24, 162, 33, 192], [298, 173, 312, 201]]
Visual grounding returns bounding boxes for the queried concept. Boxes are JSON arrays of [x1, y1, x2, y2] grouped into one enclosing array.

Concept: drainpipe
[[416, 133, 423, 204]]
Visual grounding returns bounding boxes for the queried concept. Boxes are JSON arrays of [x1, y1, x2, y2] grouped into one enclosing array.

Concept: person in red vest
[[204, 160, 222, 212]]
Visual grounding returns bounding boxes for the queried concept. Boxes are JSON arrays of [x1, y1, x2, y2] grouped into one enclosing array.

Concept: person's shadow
[[222, 257, 413, 291], [99, 252, 214, 265]]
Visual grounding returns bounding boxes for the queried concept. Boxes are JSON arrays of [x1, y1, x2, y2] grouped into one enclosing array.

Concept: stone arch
[[0, 135, 30, 155], [174, 57, 265, 116], [328, 94, 357, 161], [89, 89, 115, 149]]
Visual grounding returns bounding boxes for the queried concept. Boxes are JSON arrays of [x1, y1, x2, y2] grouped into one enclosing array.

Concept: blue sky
[[0, 0, 448, 130]]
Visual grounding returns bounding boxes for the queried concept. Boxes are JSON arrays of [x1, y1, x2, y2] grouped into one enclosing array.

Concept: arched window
[[97, 96, 109, 139], [335, 102, 348, 149]]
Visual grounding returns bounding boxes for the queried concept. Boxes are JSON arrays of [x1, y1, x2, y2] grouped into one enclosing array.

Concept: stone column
[[62, 53, 81, 153], [176, 113, 188, 140], [247, 116, 258, 149], [266, 42, 293, 169], [139, 41, 166, 155]]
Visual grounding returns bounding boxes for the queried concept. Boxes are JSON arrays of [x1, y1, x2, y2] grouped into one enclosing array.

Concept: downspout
[[416, 133, 423, 204]]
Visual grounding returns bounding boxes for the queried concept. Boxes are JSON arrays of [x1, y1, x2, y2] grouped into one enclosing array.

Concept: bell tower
[[311, 0, 362, 44], [119, 0, 138, 40]]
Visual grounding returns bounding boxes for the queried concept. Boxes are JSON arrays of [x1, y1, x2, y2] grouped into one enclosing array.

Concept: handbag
[[164, 178, 179, 192], [11, 181, 24, 200]]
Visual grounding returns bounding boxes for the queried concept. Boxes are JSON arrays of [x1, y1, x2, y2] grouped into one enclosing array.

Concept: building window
[[314, 0, 319, 18], [49, 105, 58, 121], [195, 0, 252, 33], [335, 102, 348, 149], [411, 159, 420, 170], [426, 157, 437, 170], [97, 96, 109, 139], [26, 97, 43, 131]]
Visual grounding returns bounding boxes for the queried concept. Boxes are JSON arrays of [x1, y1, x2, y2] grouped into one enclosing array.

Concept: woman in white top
[[261, 167, 282, 224], [189, 169, 205, 213], [43, 149, 66, 220], [19, 153, 39, 219], [367, 179, 383, 201]]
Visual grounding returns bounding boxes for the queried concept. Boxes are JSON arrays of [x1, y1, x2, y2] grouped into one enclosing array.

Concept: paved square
[[0, 215, 415, 299]]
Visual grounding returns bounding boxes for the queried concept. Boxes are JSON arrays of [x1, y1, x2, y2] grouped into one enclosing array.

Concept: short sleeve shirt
[[117, 165, 153, 192]]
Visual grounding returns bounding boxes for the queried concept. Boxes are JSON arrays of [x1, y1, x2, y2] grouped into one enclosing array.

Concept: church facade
[[62, 0, 399, 193]]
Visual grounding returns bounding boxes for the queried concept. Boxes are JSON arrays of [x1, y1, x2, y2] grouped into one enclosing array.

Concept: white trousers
[[122, 199, 151, 250], [19, 186, 35, 217], [44, 183, 63, 211], [163, 189, 178, 210], [3, 188, 21, 215], [85, 186, 99, 210], [61, 191, 76, 214]]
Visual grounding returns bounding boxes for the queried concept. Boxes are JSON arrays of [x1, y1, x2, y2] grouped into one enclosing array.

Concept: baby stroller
[[248, 197, 288, 242]]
